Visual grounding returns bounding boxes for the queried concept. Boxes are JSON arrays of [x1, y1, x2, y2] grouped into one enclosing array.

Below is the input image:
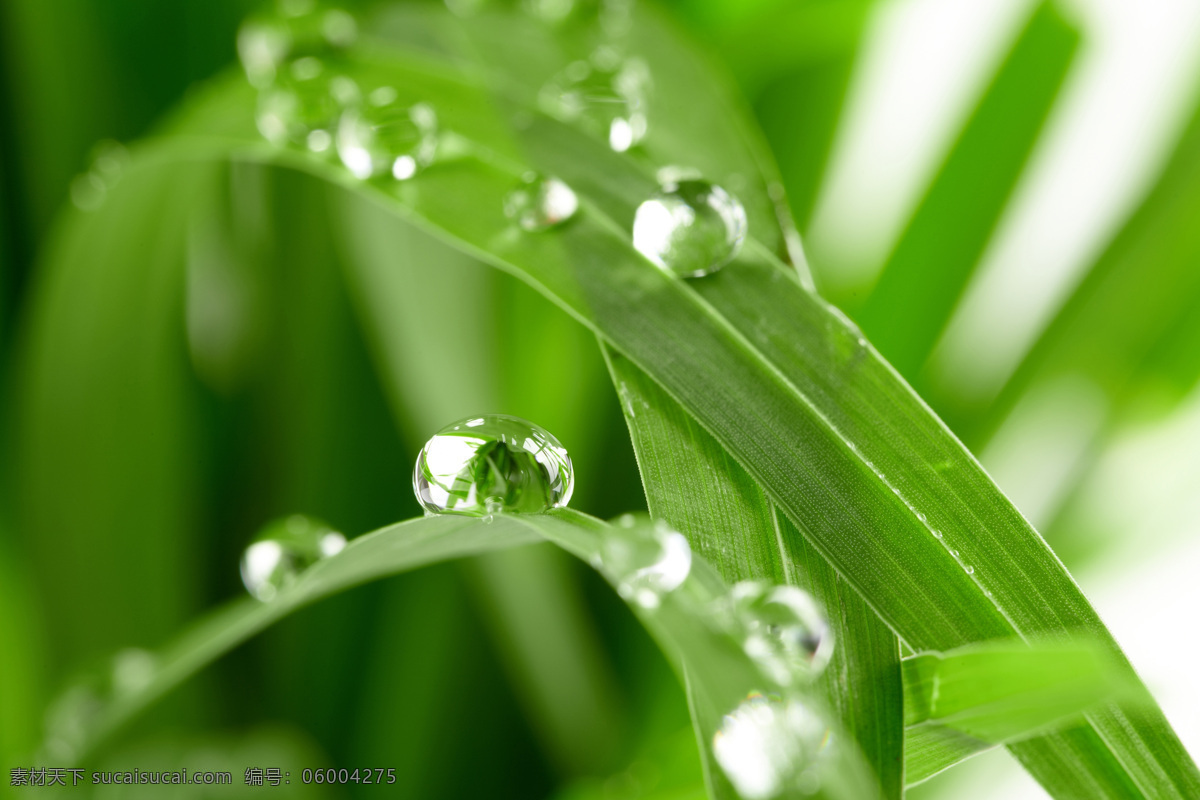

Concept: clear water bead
[[413, 415, 574, 516], [337, 88, 438, 180], [713, 693, 832, 800], [238, 2, 357, 89], [719, 582, 834, 685], [540, 50, 650, 152], [256, 58, 359, 153], [505, 173, 578, 230], [240, 514, 347, 601], [596, 517, 692, 609], [632, 179, 747, 277]]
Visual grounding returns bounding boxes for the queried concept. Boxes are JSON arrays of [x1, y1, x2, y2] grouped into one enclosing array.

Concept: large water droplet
[[256, 58, 359, 153], [540, 50, 650, 152], [596, 518, 692, 609], [504, 173, 578, 230], [713, 693, 832, 800], [238, 2, 358, 89], [240, 514, 347, 601], [719, 582, 834, 685], [337, 88, 438, 180], [413, 415, 574, 516], [632, 179, 747, 277]]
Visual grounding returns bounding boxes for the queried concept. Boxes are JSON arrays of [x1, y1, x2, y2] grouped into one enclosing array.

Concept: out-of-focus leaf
[[854, 1, 1079, 377], [12, 161, 214, 666]]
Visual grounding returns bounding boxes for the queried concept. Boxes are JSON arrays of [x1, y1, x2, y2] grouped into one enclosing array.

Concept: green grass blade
[[903, 640, 1144, 785], [854, 1, 1079, 376], [604, 347, 903, 798]]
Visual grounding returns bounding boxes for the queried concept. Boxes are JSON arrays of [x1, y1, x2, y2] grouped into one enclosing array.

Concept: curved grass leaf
[[29, 4, 1199, 797], [55, 509, 880, 800]]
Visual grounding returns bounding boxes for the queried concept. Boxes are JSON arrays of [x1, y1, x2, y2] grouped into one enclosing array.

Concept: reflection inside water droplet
[[719, 582, 834, 685], [713, 693, 832, 800], [240, 514, 346, 601], [632, 179, 747, 277], [413, 415, 574, 516], [504, 173, 578, 230], [598, 518, 691, 609]]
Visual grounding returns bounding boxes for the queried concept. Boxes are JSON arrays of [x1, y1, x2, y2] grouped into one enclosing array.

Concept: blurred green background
[[3, 0, 1200, 797]]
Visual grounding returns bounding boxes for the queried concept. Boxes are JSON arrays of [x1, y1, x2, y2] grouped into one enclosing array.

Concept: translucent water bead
[[256, 57, 359, 153], [238, 0, 358, 89], [595, 516, 692, 609], [240, 514, 347, 601], [337, 87, 438, 180], [413, 415, 574, 516], [713, 693, 833, 800], [633, 178, 747, 277], [719, 582, 834, 685], [540, 49, 650, 152], [504, 173, 578, 230]]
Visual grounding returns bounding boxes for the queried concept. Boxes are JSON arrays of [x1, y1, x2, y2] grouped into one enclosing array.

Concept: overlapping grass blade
[[605, 347, 903, 798]]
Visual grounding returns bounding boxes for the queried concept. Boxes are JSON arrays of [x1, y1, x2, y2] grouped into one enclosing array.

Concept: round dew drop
[[337, 89, 438, 181], [720, 581, 834, 685], [539, 52, 651, 152], [596, 517, 692, 609], [240, 514, 347, 602], [413, 415, 574, 517], [256, 58, 359, 153], [237, 4, 358, 89], [713, 692, 833, 800], [633, 179, 747, 277], [504, 173, 578, 230]]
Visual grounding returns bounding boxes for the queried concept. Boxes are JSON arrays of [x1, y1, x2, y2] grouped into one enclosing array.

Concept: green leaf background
[[2, 1, 1199, 798]]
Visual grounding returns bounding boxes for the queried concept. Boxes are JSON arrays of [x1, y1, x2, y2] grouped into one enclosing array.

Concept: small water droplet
[[950, 549, 960, 558], [337, 90, 437, 180], [598, 518, 691, 609], [713, 692, 832, 800], [413, 414, 573, 516], [524, 0, 576, 22], [240, 514, 346, 601], [111, 648, 157, 697], [916, 512, 927, 523], [238, 4, 357, 89], [632, 179, 747, 277], [504, 173, 578, 230], [540, 52, 650, 152], [256, 59, 358, 153], [965, 565, 975, 575], [932, 529, 943, 539], [718, 582, 833, 685]]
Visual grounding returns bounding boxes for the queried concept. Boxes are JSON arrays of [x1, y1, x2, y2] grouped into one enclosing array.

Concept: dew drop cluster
[[239, 1, 438, 181]]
